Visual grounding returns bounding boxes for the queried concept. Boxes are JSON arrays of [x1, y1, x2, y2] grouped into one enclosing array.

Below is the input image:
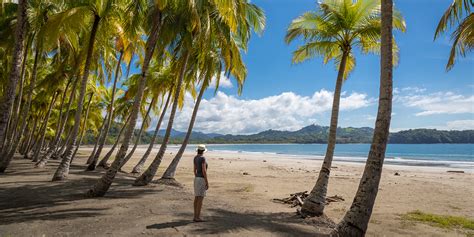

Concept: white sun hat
[[196, 144, 207, 152]]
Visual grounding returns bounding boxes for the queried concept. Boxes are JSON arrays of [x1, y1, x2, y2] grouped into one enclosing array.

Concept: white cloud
[[401, 86, 426, 93], [397, 91, 474, 116], [164, 89, 374, 134], [445, 120, 474, 130], [209, 71, 233, 89]]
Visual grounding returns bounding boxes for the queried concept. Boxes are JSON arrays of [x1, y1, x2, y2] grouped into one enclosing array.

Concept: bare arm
[[201, 161, 208, 189], [194, 162, 197, 176]]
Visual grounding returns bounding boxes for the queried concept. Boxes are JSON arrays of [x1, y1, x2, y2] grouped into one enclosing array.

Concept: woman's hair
[[197, 149, 205, 155]]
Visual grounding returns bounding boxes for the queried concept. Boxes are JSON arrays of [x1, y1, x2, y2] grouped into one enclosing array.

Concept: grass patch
[[402, 210, 474, 230]]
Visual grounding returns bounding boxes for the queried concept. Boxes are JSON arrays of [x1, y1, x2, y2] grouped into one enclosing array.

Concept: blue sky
[[158, 0, 474, 134]]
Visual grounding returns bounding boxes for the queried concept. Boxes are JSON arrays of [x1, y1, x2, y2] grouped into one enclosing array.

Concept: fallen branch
[[272, 191, 344, 207]]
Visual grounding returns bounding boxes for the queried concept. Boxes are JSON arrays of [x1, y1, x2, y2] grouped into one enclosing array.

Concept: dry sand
[[0, 146, 473, 236]]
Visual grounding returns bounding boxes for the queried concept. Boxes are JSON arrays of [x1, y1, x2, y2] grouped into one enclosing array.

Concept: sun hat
[[196, 144, 207, 152]]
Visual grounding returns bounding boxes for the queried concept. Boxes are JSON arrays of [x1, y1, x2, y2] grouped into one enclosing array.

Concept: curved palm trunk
[[56, 125, 74, 159], [333, 1, 393, 235], [20, 117, 35, 155], [24, 111, 44, 159], [86, 113, 108, 164], [134, 51, 190, 186], [87, 51, 123, 170], [0, 0, 27, 154], [119, 97, 155, 171], [4, 37, 30, 152], [86, 11, 162, 197], [161, 84, 205, 180], [30, 91, 59, 163], [301, 50, 349, 216], [97, 113, 131, 168], [132, 92, 172, 173], [52, 15, 101, 181], [52, 76, 80, 160], [71, 93, 94, 163], [35, 77, 75, 167]]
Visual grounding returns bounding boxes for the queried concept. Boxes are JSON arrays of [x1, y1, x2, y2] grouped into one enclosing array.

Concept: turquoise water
[[184, 144, 474, 168]]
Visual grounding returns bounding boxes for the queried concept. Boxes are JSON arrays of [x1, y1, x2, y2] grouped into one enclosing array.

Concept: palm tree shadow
[[176, 208, 331, 236], [146, 220, 193, 230]]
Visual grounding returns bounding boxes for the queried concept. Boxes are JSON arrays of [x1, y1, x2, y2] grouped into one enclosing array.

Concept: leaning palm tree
[[333, 0, 395, 235], [0, 0, 27, 160], [434, 0, 473, 70], [86, 0, 168, 197], [285, 0, 405, 216], [52, 0, 123, 181]]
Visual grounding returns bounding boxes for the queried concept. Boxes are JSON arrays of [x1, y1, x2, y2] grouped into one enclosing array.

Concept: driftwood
[[447, 170, 465, 173], [272, 191, 344, 207]]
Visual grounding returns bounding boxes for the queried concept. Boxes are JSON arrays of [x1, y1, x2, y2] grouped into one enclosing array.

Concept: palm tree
[[434, 0, 473, 70], [118, 97, 155, 170], [86, 2, 165, 197], [133, 49, 191, 186], [52, 0, 121, 181], [131, 91, 171, 173], [333, 0, 395, 235], [0, 0, 27, 158], [285, 0, 405, 216]]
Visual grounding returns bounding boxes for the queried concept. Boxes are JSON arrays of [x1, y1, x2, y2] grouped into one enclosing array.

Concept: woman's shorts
[[194, 177, 207, 197]]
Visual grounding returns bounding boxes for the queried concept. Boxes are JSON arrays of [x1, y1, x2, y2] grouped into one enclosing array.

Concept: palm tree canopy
[[285, 0, 405, 79], [434, 0, 473, 70]]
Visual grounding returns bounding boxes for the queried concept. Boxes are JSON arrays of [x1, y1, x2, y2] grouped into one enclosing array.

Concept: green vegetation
[[402, 210, 474, 230]]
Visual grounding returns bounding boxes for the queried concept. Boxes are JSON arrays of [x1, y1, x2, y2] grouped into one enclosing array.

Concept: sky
[[148, 0, 474, 135]]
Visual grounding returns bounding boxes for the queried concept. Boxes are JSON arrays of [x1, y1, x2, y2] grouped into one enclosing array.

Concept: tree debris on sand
[[272, 191, 344, 208]]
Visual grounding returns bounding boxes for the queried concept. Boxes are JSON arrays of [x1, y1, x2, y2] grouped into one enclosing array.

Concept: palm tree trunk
[[119, 97, 155, 171], [97, 113, 131, 168], [301, 50, 349, 216], [35, 77, 74, 167], [132, 92, 172, 173], [4, 37, 30, 152], [0, 0, 27, 154], [86, 113, 108, 164], [134, 51, 190, 186], [333, 1, 393, 235], [52, 15, 101, 181], [30, 91, 59, 163], [86, 50, 123, 170], [71, 93, 94, 163], [161, 83, 206, 180], [24, 111, 44, 159], [86, 10, 162, 197], [52, 76, 80, 160], [56, 125, 73, 159], [19, 117, 32, 155]]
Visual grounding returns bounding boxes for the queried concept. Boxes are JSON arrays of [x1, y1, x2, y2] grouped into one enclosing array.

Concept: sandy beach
[[1, 146, 473, 236]]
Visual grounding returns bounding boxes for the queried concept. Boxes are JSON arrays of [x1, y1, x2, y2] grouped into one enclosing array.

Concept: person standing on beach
[[193, 144, 208, 222]]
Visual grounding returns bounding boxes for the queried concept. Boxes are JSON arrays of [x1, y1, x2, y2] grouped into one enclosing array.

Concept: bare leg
[[193, 196, 198, 220], [196, 197, 204, 220]]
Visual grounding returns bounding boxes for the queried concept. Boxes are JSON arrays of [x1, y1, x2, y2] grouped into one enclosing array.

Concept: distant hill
[[83, 124, 474, 145]]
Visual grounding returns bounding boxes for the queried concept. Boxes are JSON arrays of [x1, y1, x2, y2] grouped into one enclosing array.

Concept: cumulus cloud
[[208, 71, 233, 89], [163, 89, 374, 134], [397, 91, 474, 116], [445, 120, 474, 130]]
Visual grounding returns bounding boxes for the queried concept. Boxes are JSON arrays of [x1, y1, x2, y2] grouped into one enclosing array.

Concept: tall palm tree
[[118, 97, 155, 170], [333, 0, 395, 235], [86, 1, 165, 197], [285, 0, 405, 216], [0, 0, 27, 159], [52, 0, 122, 181], [434, 0, 473, 70], [133, 49, 191, 186]]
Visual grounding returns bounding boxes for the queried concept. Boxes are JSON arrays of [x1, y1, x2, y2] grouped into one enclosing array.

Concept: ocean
[[182, 144, 474, 169]]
